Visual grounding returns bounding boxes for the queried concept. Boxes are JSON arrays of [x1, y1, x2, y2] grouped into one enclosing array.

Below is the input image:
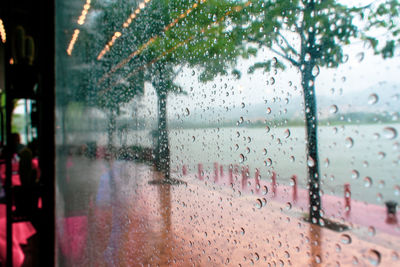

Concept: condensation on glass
[[56, 0, 400, 266]]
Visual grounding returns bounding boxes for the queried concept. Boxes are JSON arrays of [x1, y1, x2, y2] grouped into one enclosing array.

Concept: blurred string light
[[97, 0, 153, 60], [97, 0, 208, 83], [78, 0, 91, 25], [67, 29, 80, 56], [67, 0, 91, 55], [0, 19, 6, 43], [98, 1, 251, 95]]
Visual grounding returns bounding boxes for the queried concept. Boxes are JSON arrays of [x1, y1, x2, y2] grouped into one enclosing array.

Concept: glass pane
[[56, 0, 400, 266]]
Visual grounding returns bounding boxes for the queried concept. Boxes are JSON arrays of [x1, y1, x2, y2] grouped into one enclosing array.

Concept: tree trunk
[[302, 0, 321, 224], [107, 110, 116, 158], [154, 69, 170, 180], [302, 61, 321, 224], [155, 90, 170, 180]]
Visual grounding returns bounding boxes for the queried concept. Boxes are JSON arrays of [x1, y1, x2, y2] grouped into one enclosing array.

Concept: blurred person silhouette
[[11, 133, 33, 186]]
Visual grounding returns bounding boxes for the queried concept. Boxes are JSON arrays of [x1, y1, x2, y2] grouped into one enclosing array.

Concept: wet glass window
[[56, 0, 400, 266]]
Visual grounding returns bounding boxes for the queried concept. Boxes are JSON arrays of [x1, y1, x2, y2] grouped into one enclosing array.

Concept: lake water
[[62, 123, 400, 205]]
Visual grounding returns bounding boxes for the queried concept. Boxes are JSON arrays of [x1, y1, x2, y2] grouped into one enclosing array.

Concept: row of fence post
[[183, 163, 397, 224]]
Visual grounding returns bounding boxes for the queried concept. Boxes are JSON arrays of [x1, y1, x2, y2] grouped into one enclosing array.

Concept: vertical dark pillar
[[38, 0, 55, 265]]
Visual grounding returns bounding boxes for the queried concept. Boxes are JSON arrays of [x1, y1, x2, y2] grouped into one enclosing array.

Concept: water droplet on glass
[[284, 129, 291, 138], [265, 158, 272, 167], [286, 202, 292, 210], [351, 170, 359, 179], [340, 234, 352, 244], [256, 199, 262, 209], [391, 251, 399, 261], [345, 137, 354, 148], [241, 102, 245, 108], [185, 108, 190, 116], [368, 93, 379, 105], [366, 249, 381, 266], [383, 127, 397, 140], [312, 65, 320, 77], [265, 125, 270, 133], [192, 136, 196, 142], [270, 77, 275, 85], [368, 226, 376, 236], [329, 105, 338, 114], [357, 52, 365, 62], [266, 107, 272, 114], [239, 154, 245, 163], [262, 186, 268, 195], [315, 255, 322, 264], [263, 148, 268, 155], [324, 158, 330, 168], [364, 176, 372, 188], [240, 227, 245, 235], [378, 152, 386, 159], [307, 156, 315, 167]]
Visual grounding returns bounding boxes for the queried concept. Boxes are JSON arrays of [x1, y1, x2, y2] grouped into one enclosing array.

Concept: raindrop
[[265, 158, 272, 167], [324, 158, 330, 168], [391, 251, 399, 261], [262, 186, 268, 195], [307, 156, 315, 167], [270, 77, 275, 85], [357, 52, 365, 62], [239, 154, 245, 163], [241, 102, 245, 108], [340, 234, 352, 244], [378, 152, 386, 159], [286, 202, 292, 210], [351, 170, 359, 179], [192, 136, 196, 142], [256, 199, 263, 209], [315, 255, 322, 264], [266, 107, 272, 114], [368, 93, 379, 105], [284, 251, 290, 258], [240, 227, 245, 235], [345, 137, 354, 148], [329, 105, 338, 114], [366, 249, 381, 266], [364, 176, 372, 188], [262, 198, 267, 206], [263, 148, 268, 155], [368, 226, 376, 236], [185, 108, 190, 116], [312, 65, 320, 77], [284, 129, 291, 138], [265, 125, 270, 133], [383, 127, 397, 140], [394, 185, 400, 196]]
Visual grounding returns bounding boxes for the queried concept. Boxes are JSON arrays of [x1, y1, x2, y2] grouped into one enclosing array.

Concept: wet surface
[[56, 157, 400, 266]]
